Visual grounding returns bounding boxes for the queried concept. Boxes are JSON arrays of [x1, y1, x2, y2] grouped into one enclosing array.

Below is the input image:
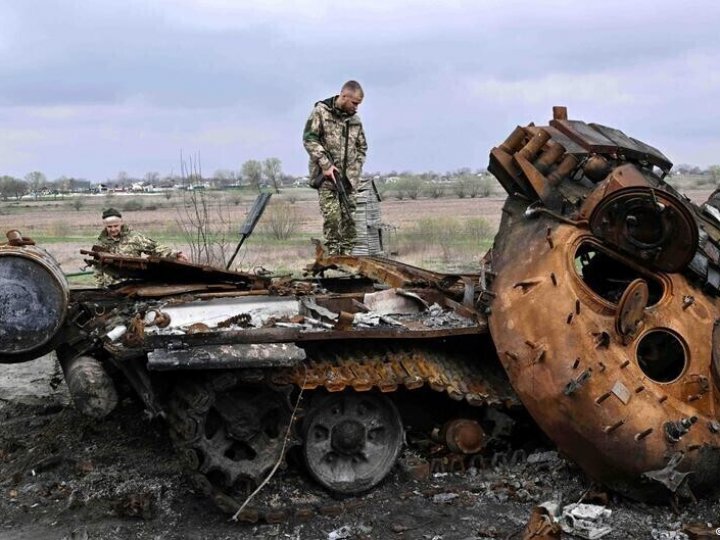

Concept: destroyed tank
[[2, 106, 720, 516], [0, 229, 518, 518]]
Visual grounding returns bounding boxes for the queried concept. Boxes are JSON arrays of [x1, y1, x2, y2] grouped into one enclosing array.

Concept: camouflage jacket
[[303, 96, 368, 190], [94, 225, 176, 286]]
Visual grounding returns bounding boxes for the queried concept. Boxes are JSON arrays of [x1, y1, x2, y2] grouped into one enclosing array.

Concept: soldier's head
[[102, 208, 123, 238], [337, 80, 364, 114]]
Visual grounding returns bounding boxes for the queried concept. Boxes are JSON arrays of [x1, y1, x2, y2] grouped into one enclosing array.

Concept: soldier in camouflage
[[93, 207, 188, 287], [303, 80, 368, 255]]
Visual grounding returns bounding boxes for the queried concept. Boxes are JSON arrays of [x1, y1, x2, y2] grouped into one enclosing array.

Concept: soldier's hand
[[323, 165, 339, 183], [176, 251, 189, 262]]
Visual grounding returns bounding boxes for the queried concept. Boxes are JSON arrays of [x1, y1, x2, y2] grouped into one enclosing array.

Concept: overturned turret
[[487, 106, 720, 500]]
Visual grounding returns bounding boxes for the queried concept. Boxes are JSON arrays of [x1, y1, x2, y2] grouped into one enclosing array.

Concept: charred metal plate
[[513, 153, 562, 208], [589, 186, 698, 272], [543, 126, 587, 155], [615, 278, 649, 340], [82, 251, 270, 288], [550, 119, 618, 154], [488, 147, 535, 198], [147, 343, 306, 370], [312, 254, 476, 299], [589, 123, 672, 172]]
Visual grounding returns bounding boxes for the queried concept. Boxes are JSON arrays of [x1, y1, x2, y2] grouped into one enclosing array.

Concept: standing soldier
[[93, 207, 188, 286], [303, 80, 368, 255]]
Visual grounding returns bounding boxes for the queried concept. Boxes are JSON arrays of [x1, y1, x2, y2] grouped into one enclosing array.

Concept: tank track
[[165, 341, 518, 521], [271, 341, 519, 407]]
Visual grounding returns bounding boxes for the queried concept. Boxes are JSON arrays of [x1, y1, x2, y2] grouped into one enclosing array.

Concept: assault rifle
[[312, 167, 353, 220], [331, 170, 353, 221]]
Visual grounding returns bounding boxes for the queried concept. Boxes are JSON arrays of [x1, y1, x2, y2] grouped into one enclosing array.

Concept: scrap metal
[[487, 105, 720, 501], [81, 249, 271, 289]]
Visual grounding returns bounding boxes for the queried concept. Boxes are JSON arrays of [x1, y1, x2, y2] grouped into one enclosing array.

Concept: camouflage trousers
[[319, 188, 356, 255]]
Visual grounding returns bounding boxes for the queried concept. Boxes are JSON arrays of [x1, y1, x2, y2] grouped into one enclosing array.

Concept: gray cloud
[[1, 0, 720, 179]]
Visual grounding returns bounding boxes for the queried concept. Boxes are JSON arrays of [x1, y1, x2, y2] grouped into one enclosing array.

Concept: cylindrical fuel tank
[[61, 354, 118, 418], [0, 237, 69, 363], [441, 419, 486, 454]]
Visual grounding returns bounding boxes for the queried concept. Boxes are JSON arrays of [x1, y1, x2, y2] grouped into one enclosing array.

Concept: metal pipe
[[518, 130, 551, 161], [548, 154, 580, 186], [441, 419, 486, 454], [533, 141, 565, 174], [61, 354, 119, 419], [498, 126, 527, 154]]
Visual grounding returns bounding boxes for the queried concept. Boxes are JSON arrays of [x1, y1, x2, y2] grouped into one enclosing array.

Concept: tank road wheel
[[167, 373, 296, 512], [302, 392, 404, 495]]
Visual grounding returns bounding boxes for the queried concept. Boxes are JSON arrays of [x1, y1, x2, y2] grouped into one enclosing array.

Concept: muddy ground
[[1, 355, 718, 540]]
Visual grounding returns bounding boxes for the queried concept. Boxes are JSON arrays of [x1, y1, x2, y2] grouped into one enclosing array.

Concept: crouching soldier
[[93, 207, 188, 287]]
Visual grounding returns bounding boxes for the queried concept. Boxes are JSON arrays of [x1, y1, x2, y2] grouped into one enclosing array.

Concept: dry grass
[[2, 181, 711, 277]]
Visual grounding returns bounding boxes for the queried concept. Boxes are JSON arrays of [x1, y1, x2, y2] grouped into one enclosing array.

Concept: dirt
[[2, 356, 719, 539]]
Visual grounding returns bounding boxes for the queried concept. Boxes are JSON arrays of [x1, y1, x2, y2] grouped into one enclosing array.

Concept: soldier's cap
[[102, 207, 122, 221]]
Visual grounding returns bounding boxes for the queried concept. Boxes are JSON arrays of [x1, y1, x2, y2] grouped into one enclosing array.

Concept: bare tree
[[24, 171, 46, 199], [398, 175, 421, 200], [263, 157, 283, 194], [261, 201, 298, 240], [424, 182, 445, 199], [0, 176, 26, 201], [54, 175, 70, 194], [116, 170, 130, 187], [241, 160, 263, 193], [144, 171, 160, 185], [213, 169, 238, 188], [708, 165, 720, 185], [176, 154, 235, 266]]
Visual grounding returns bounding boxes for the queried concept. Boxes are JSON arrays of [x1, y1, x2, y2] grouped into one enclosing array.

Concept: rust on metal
[[441, 419, 486, 454], [271, 342, 518, 407], [308, 251, 480, 300], [488, 105, 720, 501], [81, 249, 271, 289]]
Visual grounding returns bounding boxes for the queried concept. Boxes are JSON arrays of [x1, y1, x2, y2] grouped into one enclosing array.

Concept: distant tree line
[[0, 172, 93, 201], [371, 168, 494, 200], [4, 162, 720, 202]]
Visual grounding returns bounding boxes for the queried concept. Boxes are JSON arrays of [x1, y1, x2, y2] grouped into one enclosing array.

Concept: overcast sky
[[1, 0, 719, 181]]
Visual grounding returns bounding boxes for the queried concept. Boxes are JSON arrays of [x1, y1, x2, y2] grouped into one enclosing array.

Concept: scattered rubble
[[560, 503, 612, 539], [1, 358, 719, 539]]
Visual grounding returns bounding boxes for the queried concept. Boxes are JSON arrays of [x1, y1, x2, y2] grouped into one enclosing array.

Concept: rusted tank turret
[[0, 230, 69, 363], [487, 106, 720, 500]]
